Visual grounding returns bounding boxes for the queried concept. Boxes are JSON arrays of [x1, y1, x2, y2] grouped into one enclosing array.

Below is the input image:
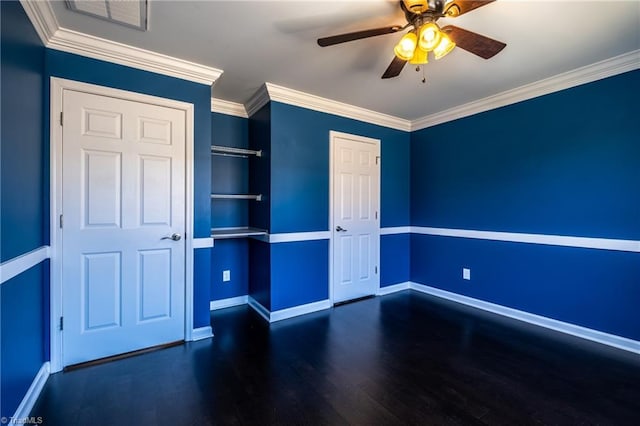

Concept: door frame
[[328, 130, 381, 304], [49, 77, 195, 373]]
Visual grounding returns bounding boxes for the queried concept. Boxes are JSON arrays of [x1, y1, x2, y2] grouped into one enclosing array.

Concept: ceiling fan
[[317, 0, 506, 80]]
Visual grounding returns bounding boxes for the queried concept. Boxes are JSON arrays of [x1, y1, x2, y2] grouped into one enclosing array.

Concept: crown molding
[[245, 84, 271, 117], [264, 83, 412, 132], [20, 1, 222, 86], [20, 0, 58, 44], [412, 49, 640, 131], [211, 98, 248, 118]]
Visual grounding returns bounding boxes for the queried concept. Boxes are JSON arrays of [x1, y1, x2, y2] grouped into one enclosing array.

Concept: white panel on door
[[138, 117, 172, 145], [340, 236, 352, 284], [138, 249, 171, 322], [84, 150, 121, 228], [82, 252, 122, 331], [83, 108, 122, 139], [340, 173, 353, 220], [140, 156, 171, 225], [341, 147, 352, 164], [359, 235, 370, 280], [359, 150, 370, 166], [359, 174, 371, 220]]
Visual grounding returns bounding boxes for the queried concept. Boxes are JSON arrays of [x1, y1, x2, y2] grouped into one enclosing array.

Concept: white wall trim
[[411, 226, 640, 253], [270, 299, 332, 322], [248, 296, 271, 322], [0, 246, 50, 285], [265, 83, 412, 132], [377, 282, 410, 296], [12, 362, 50, 422], [210, 295, 249, 310], [245, 84, 271, 117], [268, 231, 331, 244], [191, 326, 213, 341], [21, 1, 222, 86], [412, 49, 640, 130], [193, 237, 214, 249], [409, 282, 640, 355], [380, 226, 411, 235], [211, 98, 248, 118], [49, 77, 196, 372]]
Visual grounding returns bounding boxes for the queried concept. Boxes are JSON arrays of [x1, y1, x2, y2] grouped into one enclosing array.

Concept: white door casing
[[50, 78, 195, 371], [330, 131, 380, 304]]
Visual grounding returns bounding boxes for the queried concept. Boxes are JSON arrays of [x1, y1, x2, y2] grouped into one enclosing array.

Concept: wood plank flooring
[[31, 291, 640, 425]]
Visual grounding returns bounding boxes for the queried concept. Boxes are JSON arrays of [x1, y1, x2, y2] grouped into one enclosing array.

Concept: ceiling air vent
[[66, 1, 148, 31]]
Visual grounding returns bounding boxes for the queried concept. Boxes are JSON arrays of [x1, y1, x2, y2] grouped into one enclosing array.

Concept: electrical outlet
[[223, 270, 231, 282], [463, 268, 471, 280]]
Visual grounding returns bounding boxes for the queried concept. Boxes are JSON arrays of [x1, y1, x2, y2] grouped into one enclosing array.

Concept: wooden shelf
[[210, 194, 262, 201], [211, 145, 262, 158], [211, 227, 268, 239]]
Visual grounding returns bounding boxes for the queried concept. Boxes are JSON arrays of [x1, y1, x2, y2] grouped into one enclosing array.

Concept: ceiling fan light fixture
[[394, 32, 418, 61], [409, 47, 428, 65], [402, 0, 429, 14], [433, 32, 456, 60], [418, 22, 441, 51]]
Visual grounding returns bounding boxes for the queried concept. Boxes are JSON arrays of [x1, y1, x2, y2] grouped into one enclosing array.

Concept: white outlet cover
[[223, 270, 231, 282], [463, 268, 471, 280]]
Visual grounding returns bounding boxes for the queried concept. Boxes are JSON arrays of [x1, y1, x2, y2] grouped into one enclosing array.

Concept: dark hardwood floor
[[32, 291, 640, 425]]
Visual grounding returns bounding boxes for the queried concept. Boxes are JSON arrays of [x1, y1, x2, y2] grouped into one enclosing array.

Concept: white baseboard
[[210, 295, 249, 311], [270, 299, 331, 322], [13, 362, 50, 421], [247, 297, 331, 323], [190, 326, 213, 341], [409, 282, 640, 355], [377, 282, 410, 296], [248, 296, 271, 322]]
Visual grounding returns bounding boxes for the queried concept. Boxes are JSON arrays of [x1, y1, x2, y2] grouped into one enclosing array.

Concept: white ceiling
[[48, 1, 640, 120]]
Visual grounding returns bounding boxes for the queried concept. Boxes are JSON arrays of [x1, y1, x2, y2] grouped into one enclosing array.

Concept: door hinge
[[375, 266, 378, 274], [375, 211, 378, 220], [59, 316, 64, 331], [376, 156, 380, 165], [59, 214, 63, 228], [60, 112, 63, 126]]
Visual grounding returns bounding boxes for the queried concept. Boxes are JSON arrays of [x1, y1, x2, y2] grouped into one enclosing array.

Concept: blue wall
[[410, 70, 640, 340], [0, 1, 47, 418], [44, 49, 213, 328]]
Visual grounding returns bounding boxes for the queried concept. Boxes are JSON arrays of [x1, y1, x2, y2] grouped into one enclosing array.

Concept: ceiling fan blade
[[317, 26, 402, 47], [442, 25, 506, 59], [444, 0, 495, 17], [381, 56, 407, 79]]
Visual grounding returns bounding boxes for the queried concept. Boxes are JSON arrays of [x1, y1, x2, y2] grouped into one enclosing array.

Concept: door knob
[[335, 226, 347, 232], [162, 233, 182, 241]]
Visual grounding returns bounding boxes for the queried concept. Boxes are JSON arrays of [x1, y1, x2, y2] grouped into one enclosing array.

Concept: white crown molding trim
[[1, 246, 50, 285], [190, 326, 213, 341], [265, 83, 412, 132], [245, 84, 271, 117], [268, 231, 331, 244], [380, 226, 411, 235], [47, 28, 223, 85], [12, 362, 50, 422], [193, 237, 214, 249], [22, 1, 222, 85], [210, 295, 249, 311], [270, 299, 331, 323], [410, 282, 640, 355], [377, 282, 410, 296], [411, 226, 640, 253], [19, 0, 58, 44], [211, 98, 248, 118], [412, 50, 640, 130]]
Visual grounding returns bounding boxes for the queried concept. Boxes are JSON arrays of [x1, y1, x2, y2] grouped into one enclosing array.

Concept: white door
[[61, 89, 186, 366], [331, 132, 380, 303]]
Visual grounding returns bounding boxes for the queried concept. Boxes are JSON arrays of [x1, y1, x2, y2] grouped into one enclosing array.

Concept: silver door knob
[[162, 233, 182, 241], [335, 226, 347, 232]]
